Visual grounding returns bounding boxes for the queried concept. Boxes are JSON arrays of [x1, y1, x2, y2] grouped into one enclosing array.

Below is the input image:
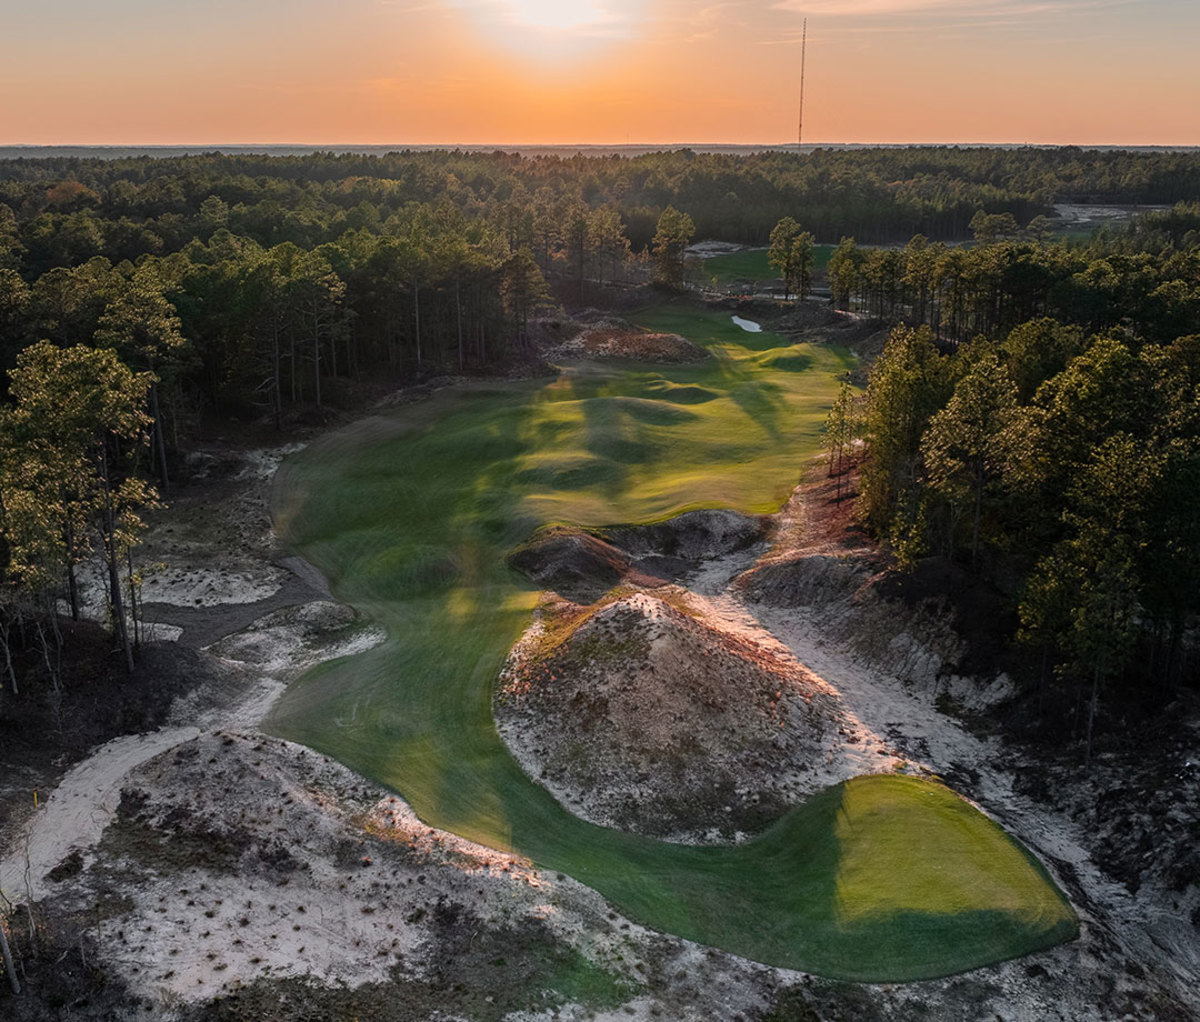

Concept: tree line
[[826, 205, 1200, 347], [5, 146, 1200, 275], [0, 210, 566, 698], [0, 179, 695, 700], [856, 246, 1200, 753]]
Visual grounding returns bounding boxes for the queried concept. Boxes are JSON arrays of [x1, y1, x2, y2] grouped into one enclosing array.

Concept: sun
[[499, 0, 609, 32], [452, 0, 644, 63]]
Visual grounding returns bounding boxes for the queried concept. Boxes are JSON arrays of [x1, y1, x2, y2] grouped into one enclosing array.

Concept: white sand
[[731, 315, 762, 333]]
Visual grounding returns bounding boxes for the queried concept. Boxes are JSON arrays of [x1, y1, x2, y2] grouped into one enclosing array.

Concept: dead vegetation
[[541, 315, 709, 364], [3, 731, 650, 1018], [499, 508, 870, 842]]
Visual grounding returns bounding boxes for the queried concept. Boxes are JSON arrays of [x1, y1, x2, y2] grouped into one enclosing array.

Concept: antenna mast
[[797, 18, 807, 151]]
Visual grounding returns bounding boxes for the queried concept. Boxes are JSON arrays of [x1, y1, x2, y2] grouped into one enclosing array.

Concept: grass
[[702, 246, 834, 290], [265, 302, 1076, 980]]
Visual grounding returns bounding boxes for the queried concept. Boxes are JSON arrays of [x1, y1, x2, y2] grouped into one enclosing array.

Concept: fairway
[[265, 304, 1077, 980], [702, 246, 834, 289]]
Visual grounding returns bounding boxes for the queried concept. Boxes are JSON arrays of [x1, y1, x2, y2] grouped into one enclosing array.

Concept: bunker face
[[731, 315, 762, 333], [266, 306, 1076, 980]]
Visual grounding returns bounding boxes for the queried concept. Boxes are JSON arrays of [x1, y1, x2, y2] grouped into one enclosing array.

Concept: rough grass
[[265, 303, 1076, 980]]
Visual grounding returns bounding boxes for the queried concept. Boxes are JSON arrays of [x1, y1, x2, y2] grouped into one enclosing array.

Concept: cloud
[[683, 3, 743, 41], [448, 0, 645, 36]]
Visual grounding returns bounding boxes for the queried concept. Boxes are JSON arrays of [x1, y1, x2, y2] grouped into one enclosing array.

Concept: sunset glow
[[491, 0, 622, 32], [3, 0, 1198, 145]]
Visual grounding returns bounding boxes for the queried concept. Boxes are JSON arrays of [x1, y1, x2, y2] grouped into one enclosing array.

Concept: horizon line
[[4, 141, 1200, 151]]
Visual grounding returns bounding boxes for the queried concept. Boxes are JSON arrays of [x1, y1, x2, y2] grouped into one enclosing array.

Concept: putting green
[[266, 303, 1077, 980]]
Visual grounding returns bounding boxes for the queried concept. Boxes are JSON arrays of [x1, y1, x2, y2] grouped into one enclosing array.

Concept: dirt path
[[685, 584, 894, 788], [1, 726, 200, 904], [0, 679, 282, 906], [0, 432, 389, 911]]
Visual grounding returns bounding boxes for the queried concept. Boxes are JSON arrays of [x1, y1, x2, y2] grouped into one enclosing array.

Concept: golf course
[[264, 303, 1078, 982]]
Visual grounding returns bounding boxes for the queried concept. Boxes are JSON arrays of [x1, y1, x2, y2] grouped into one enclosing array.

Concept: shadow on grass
[[765, 353, 815, 373], [706, 351, 790, 441], [267, 348, 1078, 982]]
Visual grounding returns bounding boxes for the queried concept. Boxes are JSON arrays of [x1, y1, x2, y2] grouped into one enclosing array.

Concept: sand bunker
[[731, 315, 762, 333]]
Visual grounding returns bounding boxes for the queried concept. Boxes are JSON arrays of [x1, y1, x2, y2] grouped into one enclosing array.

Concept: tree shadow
[[706, 350, 790, 441]]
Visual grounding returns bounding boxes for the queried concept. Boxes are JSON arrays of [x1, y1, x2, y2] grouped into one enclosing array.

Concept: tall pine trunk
[[272, 318, 282, 431], [971, 459, 983, 572], [149, 377, 170, 496], [0, 914, 19, 995], [64, 516, 80, 621], [456, 278, 464, 373], [312, 302, 322, 409], [1, 618, 19, 696], [413, 278, 422, 372], [1085, 670, 1099, 766], [127, 545, 140, 650], [100, 446, 135, 674]]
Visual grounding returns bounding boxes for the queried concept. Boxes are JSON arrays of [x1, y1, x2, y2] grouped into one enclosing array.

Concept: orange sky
[[4, 0, 1199, 146]]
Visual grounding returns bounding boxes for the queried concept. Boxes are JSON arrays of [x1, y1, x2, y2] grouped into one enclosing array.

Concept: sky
[[3, 0, 1199, 146]]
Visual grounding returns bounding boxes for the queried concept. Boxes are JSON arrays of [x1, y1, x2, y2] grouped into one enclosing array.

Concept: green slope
[[265, 303, 1077, 980]]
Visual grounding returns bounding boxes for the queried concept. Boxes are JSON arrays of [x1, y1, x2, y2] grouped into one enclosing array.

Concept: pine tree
[[1, 342, 155, 673]]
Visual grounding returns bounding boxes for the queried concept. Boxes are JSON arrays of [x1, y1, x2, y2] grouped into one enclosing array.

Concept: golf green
[[265, 304, 1077, 980]]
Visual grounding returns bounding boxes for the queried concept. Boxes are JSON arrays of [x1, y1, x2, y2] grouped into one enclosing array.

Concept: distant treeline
[[829, 203, 1200, 345], [2, 146, 1200, 265], [0, 147, 1196, 424], [0, 146, 1197, 445]]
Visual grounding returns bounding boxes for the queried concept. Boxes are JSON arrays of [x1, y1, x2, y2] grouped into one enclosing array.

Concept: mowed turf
[[266, 303, 1077, 980], [702, 245, 834, 289]]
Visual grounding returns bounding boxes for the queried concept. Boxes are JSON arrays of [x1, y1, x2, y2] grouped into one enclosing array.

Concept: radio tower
[[797, 18, 807, 152]]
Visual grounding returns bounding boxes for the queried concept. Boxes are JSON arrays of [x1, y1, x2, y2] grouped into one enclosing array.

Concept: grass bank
[[265, 303, 1076, 979]]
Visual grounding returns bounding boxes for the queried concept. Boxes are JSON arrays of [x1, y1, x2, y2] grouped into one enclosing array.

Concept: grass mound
[[717, 774, 1079, 981], [507, 526, 630, 604], [764, 352, 815, 373], [266, 302, 1076, 979], [637, 380, 720, 404]]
